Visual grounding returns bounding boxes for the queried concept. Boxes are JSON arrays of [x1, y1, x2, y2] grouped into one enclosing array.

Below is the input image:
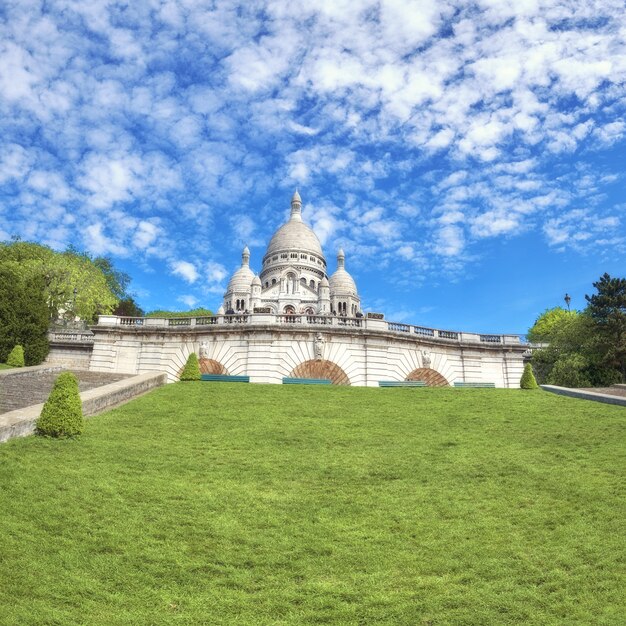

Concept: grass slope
[[0, 363, 14, 370], [0, 385, 624, 625]]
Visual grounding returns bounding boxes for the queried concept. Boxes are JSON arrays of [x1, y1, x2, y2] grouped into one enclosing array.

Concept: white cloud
[[171, 260, 199, 283]]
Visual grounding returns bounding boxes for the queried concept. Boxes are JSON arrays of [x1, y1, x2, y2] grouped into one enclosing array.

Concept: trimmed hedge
[[6, 345, 25, 367], [520, 362, 539, 390], [36, 372, 84, 437], [180, 352, 201, 381]]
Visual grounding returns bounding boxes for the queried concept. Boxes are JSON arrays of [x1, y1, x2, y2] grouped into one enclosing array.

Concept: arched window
[[272, 278, 276, 285]]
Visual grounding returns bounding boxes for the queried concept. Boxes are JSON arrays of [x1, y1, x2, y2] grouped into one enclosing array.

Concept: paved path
[[0, 370, 130, 413]]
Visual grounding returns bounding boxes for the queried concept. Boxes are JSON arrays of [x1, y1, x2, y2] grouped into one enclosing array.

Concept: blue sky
[[1, 1, 625, 334]]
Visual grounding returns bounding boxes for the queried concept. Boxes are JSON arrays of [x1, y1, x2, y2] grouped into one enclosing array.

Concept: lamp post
[[564, 293, 571, 311]]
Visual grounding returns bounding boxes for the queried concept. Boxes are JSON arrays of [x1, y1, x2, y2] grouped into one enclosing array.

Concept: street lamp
[[564, 293, 571, 311]]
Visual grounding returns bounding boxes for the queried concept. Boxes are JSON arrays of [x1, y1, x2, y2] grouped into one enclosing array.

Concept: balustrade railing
[[479, 334, 502, 343], [95, 313, 527, 345]]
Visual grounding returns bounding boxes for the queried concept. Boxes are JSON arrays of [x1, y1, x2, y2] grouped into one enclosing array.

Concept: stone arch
[[406, 367, 450, 387], [290, 359, 350, 385], [283, 305, 296, 315], [198, 359, 229, 375]]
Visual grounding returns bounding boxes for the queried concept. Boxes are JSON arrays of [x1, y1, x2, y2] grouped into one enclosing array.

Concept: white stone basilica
[[221, 191, 361, 317]]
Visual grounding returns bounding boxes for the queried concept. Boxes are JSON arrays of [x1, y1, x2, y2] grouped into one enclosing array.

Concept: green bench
[[379, 380, 426, 387], [453, 382, 496, 388], [201, 374, 250, 383], [282, 377, 331, 385]]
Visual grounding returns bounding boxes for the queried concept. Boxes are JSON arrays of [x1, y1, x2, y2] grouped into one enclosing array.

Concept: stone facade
[[86, 315, 527, 387]]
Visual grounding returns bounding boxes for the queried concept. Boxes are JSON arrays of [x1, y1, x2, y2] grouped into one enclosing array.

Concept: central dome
[[263, 190, 325, 261], [265, 220, 324, 258]]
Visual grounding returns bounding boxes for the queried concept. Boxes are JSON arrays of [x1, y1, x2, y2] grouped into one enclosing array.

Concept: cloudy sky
[[1, 0, 625, 333]]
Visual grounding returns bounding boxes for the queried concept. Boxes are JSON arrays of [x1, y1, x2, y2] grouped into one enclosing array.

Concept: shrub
[[6, 344, 25, 367], [520, 362, 539, 389], [180, 352, 201, 381], [36, 372, 84, 437]]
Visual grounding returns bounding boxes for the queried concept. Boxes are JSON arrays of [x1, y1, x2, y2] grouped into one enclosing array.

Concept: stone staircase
[[0, 369, 130, 414]]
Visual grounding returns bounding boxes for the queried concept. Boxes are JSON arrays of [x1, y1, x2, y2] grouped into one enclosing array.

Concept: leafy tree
[[146, 308, 213, 318], [520, 363, 538, 389], [180, 353, 201, 381], [530, 274, 626, 387], [113, 297, 145, 317], [585, 273, 626, 379], [527, 307, 576, 343], [36, 371, 84, 437], [0, 241, 118, 322], [92, 256, 131, 300], [0, 265, 49, 365], [6, 345, 25, 367]]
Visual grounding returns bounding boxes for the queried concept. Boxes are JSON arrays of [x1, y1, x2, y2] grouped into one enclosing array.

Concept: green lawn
[[0, 385, 624, 625], [0, 363, 14, 370]]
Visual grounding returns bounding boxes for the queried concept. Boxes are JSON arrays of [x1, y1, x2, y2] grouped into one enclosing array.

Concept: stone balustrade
[[96, 314, 527, 346]]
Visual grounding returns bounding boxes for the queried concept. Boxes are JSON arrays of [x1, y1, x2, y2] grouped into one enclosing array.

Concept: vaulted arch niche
[[406, 368, 449, 387], [198, 359, 229, 375], [290, 360, 350, 385]]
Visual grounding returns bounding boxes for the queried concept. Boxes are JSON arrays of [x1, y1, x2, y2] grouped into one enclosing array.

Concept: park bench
[[201, 374, 250, 383], [282, 377, 331, 385], [378, 380, 426, 387], [453, 382, 496, 388]]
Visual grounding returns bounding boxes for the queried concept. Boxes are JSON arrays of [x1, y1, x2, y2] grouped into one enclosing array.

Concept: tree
[[0, 265, 49, 365], [113, 297, 145, 317], [520, 363, 538, 389], [0, 241, 118, 322], [6, 345, 25, 367], [530, 274, 626, 387], [36, 371, 84, 437], [527, 307, 576, 343], [146, 308, 213, 318], [585, 273, 626, 379], [179, 353, 201, 381]]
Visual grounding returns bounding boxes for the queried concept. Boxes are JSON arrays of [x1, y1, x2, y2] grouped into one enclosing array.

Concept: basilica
[[221, 191, 361, 317]]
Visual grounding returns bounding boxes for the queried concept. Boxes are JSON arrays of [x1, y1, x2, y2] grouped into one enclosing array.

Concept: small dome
[[320, 276, 329, 287], [217, 304, 225, 315], [227, 265, 254, 293], [251, 275, 261, 286], [226, 246, 255, 293], [329, 268, 357, 295], [329, 248, 357, 296]]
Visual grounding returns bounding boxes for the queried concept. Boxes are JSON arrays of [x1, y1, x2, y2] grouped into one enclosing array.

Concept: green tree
[[520, 363, 538, 389], [6, 345, 25, 367], [0, 241, 118, 322], [0, 265, 49, 365], [113, 297, 145, 317], [527, 307, 576, 343], [585, 273, 626, 379], [36, 371, 84, 437], [180, 353, 201, 381], [146, 308, 213, 318]]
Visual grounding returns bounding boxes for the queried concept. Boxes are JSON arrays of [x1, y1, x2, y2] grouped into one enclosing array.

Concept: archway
[[406, 367, 449, 387], [198, 359, 228, 375], [283, 305, 296, 315], [290, 360, 350, 385]]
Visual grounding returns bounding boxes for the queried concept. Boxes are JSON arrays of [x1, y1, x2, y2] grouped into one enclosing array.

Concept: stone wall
[[88, 318, 527, 388]]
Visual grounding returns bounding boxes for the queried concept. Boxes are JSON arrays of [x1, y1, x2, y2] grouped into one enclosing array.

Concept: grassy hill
[[0, 384, 624, 625]]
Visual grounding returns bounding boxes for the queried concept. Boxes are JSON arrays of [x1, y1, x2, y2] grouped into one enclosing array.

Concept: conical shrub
[[36, 372, 84, 437], [6, 345, 25, 367], [180, 352, 201, 381], [520, 362, 539, 389]]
